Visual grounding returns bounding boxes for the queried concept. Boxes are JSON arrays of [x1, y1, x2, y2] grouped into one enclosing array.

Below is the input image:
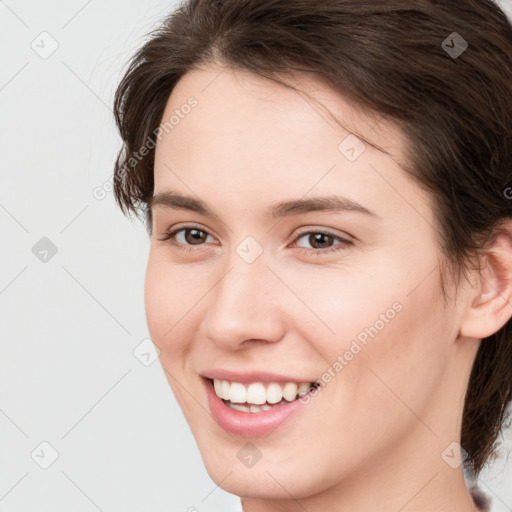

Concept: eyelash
[[157, 225, 353, 255]]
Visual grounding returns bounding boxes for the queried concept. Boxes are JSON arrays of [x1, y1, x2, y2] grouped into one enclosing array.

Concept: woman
[[112, 1, 512, 510]]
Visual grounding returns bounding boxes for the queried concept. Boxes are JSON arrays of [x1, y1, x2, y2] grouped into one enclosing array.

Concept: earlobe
[[460, 225, 512, 340]]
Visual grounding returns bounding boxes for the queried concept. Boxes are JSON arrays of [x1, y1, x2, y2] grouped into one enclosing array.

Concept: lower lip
[[202, 378, 309, 437]]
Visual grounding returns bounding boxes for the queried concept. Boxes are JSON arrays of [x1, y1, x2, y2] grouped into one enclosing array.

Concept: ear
[[459, 222, 512, 339]]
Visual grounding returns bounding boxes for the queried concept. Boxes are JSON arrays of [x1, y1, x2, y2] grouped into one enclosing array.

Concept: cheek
[[273, 258, 403, 357], [322, 267, 451, 448], [286, 254, 450, 418], [144, 253, 199, 359]]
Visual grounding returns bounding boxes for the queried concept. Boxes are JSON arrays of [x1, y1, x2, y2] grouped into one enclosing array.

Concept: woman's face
[[145, 64, 474, 500]]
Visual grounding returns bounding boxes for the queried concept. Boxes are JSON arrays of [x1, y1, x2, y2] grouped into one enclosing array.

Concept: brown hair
[[112, 0, 512, 476]]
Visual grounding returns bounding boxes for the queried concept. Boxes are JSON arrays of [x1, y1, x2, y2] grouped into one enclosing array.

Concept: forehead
[[155, 63, 407, 168], [151, 64, 431, 226]]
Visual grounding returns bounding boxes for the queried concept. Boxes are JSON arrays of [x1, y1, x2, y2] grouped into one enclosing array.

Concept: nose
[[199, 254, 287, 351]]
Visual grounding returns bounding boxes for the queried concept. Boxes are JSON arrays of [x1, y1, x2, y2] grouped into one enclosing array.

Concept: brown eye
[[307, 233, 335, 249], [158, 226, 215, 247], [293, 230, 353, 255], [184, 228, 208, 245]]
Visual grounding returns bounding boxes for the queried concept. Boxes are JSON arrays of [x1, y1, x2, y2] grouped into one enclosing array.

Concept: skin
[[145, 63, 512, 511]]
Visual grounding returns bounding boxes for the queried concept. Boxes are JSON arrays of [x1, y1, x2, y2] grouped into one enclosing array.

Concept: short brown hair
[[113, 0, 512, 476]]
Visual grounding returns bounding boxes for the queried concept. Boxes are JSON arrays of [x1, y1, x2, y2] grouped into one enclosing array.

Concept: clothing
[[470, 485, 491, 511]]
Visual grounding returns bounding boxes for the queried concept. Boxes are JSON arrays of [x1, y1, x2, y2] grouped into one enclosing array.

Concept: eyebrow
[[148, 190, 378, 219]]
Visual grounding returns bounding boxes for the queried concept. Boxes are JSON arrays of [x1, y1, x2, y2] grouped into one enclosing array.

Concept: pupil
[[187, 229, 206, 245], [310, 233, 332, 249]]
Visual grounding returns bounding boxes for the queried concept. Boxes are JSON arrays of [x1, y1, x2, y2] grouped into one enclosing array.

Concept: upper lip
[[201, 369, 316, 384]]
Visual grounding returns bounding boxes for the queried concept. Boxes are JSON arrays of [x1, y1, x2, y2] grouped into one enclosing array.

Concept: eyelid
[[290, 228, 353, 255], [292, 226, 354, 243], [157, 222, 213, 239], [157, 223, 354, 257], [157, 224, 352, 242], [155, 224, 212, 248]]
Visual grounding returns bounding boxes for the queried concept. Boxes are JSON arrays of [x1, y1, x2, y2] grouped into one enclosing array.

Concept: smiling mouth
[[209, 378, 320, 413]]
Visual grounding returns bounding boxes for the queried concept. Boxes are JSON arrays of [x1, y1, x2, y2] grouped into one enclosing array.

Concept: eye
[[157, 225, 353, 256], [157, 225, 216, 250], [291, 230, 353, 255]]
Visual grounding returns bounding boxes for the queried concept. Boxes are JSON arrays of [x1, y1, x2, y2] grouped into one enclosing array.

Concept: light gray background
[[1, 1, 511, 511]]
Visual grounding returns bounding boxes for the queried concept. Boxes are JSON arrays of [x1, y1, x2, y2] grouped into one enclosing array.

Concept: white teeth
[[246, 383, 267, 405], [230, 403, 274, 413], [297, 382, 312, 397], [229, 402, 251, 412], [266, 383, 283, 404], [220, 380, 230, 400], [214, 379, 223, 398], [229, 382, 247, 403], [212, 378, 315, 406], [283, 382, 298, 401]]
